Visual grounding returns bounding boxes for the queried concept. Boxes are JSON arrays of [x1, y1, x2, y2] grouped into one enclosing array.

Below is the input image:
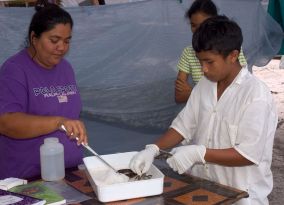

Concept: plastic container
[[40, 137, 65, 181], [83, 152, 164, 202]]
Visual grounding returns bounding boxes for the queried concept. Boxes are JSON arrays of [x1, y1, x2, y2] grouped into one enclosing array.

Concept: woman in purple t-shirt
[[0, 0, 88, 179]]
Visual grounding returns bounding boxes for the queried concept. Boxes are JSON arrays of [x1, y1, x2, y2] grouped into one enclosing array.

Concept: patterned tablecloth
[[64, 167, 248, 205]]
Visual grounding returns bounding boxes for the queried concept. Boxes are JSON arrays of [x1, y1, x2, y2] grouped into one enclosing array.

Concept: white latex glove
[[129, 144, 160, 175], [166, 145, 206, 174]]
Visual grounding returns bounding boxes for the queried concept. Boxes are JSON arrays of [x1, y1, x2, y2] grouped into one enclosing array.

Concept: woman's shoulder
[[57, 58, 74, 72], [1, 49, 28, 73], [55, 58, 76, 78], [7, 49, 27, 61], [55, 56, 71, 68], [60, 57, 71, 65]]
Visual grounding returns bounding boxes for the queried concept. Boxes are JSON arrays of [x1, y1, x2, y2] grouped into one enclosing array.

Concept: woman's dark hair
[[192, 15, 243, 58], [185, 0, 218, 19], [27, 0, 73, 45]]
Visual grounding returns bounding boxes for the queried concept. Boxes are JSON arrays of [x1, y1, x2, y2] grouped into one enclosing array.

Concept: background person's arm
[[175, 71, 192, 103]]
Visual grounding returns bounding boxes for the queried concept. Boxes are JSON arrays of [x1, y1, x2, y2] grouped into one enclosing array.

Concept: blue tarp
[[0, 0, 283, 138]]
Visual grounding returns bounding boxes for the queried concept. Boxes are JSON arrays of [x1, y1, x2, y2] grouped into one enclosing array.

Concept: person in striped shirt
[[175, 0, 247, 103]]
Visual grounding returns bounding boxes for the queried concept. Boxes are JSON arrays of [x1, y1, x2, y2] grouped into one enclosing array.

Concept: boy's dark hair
[[192, 15, 243, 58], [28, 0, 73, 45], [186, 0, 218, 19]]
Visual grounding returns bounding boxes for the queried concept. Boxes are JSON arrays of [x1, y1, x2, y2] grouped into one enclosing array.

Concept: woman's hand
[[60, 119, 88, 146]]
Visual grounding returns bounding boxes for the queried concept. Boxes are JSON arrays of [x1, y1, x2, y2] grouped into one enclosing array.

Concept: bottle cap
[[44, 137, 59, 144]]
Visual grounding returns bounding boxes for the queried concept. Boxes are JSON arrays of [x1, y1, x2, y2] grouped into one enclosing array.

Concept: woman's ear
[[30, 31, 37, 45]]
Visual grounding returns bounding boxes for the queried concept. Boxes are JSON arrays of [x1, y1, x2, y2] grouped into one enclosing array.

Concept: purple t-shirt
[[0, 49, 83, 179]]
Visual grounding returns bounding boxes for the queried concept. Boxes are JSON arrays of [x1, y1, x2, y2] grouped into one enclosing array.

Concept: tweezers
[[156, 149, 172, 160]]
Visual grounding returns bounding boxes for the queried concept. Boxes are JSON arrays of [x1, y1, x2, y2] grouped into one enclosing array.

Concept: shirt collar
[[234, 66, 249, 85]]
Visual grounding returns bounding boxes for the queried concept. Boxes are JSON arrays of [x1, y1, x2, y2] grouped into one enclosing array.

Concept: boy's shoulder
[[237, 69, 274, 102]]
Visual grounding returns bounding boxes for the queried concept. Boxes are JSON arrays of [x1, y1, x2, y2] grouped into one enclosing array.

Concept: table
[[64, 167, 248, 205]]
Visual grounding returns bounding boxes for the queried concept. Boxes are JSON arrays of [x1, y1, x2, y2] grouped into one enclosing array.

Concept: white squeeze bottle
[[40, 137, 65, 181]]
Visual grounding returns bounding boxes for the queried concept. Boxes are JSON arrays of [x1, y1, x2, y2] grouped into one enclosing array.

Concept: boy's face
[[196, 50, 238, 83]]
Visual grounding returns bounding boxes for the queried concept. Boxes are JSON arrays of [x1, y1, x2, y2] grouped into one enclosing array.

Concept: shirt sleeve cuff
[[233, 146, 260, 165]]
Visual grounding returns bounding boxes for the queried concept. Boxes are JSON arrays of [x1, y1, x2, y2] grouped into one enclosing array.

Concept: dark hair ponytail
[[35, 0, 49, 11], [27, 0, 73, 45]]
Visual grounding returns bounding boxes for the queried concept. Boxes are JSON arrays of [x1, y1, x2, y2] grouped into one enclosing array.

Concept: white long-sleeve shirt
[[170, 67, 278, 205]]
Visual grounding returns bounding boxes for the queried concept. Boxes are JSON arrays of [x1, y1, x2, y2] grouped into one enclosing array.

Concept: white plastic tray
[[83, 151, 164, 202]]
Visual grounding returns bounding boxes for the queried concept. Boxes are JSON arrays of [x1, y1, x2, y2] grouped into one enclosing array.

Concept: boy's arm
[[205, 148, 253, 166], [166, 146, 254, 174], [155, 128, 185, 149], [129, 128, 184, 175]]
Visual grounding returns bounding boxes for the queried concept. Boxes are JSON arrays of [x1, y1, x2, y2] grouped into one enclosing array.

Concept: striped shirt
[[177, 46, 247, 84]]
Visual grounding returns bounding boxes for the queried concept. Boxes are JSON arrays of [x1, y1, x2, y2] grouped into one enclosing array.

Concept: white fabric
[[167, 144, 206, 174], [93, 169, 129, 185], [129, 144, 159, 175], [170, 67, 278, 205]]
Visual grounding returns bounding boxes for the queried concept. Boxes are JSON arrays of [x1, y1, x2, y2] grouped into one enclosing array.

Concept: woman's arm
[[0, 112, 88, 145]]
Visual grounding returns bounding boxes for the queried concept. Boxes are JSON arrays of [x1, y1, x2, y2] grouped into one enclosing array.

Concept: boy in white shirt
[[130, 15, 278, 205]]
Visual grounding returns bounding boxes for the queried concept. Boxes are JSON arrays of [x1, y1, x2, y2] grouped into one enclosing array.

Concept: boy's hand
[[129, 144, 159, 175], [167, 145, 206, 174]]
